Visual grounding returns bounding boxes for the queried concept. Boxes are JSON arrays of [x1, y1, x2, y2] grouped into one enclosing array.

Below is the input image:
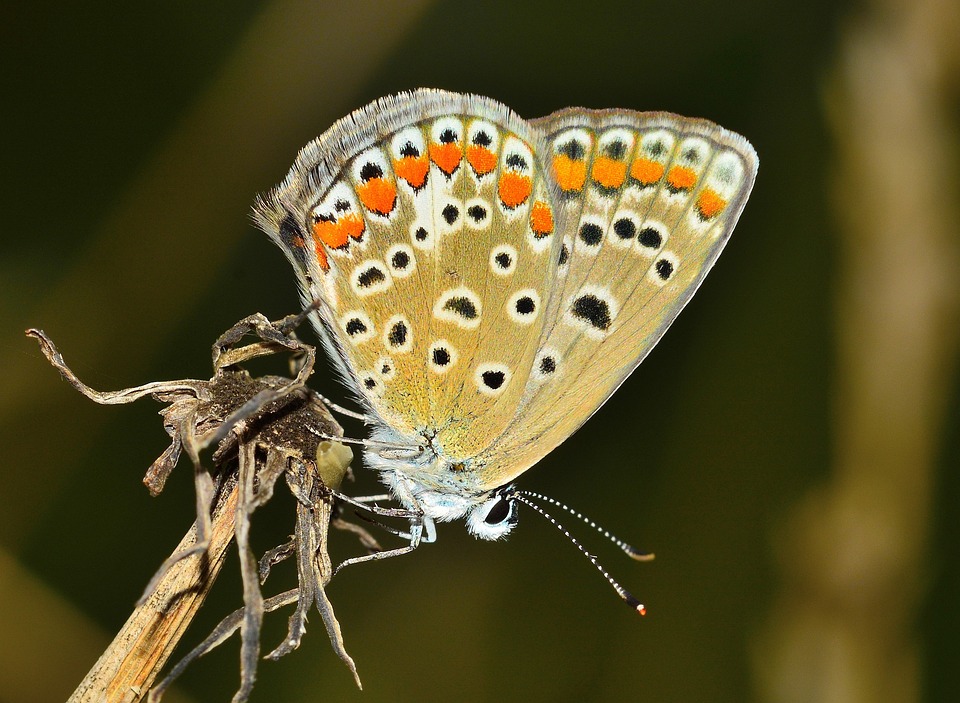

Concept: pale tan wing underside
[[474, 109, 758, 489], [423, 116, 562, 458], [254, 90, 563, 463]]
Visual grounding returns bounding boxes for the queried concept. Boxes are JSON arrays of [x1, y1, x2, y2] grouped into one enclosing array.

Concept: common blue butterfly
[[254, 89, 757, 609]]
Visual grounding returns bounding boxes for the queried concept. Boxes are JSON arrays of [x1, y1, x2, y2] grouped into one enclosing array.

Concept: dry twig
[[29, 312, 378, 702]]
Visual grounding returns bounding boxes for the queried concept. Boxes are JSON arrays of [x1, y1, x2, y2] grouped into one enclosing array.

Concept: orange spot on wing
[[591, 156, 627, 189], [630, 158, 665, 185], [466, 145, 497, 175], [530, 201, 554, 237], [356, 177, 397, 215], [394, 156, 429, 189], [341, 213, 365, 241], [498, 172, 532, 209], [314, 242, 329, 271], [429, 142, 462, 175], [312, 213, 365, 251], [313, 219, 348, 249], [553, 154, 587, 191], [696, 188, 727, 219], [291, 234, 305, 248], [667, 165, 697, 191]]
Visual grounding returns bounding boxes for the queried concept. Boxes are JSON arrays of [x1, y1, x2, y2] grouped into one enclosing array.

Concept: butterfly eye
[[484, 497, 513, 525], [467, 491, 519, 540]]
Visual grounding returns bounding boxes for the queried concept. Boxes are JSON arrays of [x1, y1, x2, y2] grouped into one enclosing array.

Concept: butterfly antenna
[[517, 490, 654, 562], [510, 492, 647, 616]]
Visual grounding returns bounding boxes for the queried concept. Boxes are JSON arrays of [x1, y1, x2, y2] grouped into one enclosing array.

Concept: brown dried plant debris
[[28, 312, 381, 702]]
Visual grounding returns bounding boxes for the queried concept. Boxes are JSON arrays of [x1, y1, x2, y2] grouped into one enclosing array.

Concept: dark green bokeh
[[2, 1, 956, 701]]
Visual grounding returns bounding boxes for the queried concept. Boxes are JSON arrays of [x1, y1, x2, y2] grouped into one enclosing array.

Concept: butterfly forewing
[[255, 91, 564, 465], [474, 109, 758, 489]]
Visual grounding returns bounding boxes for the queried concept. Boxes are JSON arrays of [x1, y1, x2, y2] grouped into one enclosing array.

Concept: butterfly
[[254, 89, 757, 606]]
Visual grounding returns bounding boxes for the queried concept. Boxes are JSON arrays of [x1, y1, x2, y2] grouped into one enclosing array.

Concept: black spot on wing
[[655, 258, 675, 280], [572, 294, 611, 331], [443, 296, 477, 319], [345, 318, 367, 336], [357, 266, 386, 288], [442, 204, 459, 225], [638, 227, 662, 249], [388, 321, 407, 347], [481, 370, 505, 390], [391, 250, 410, 270]]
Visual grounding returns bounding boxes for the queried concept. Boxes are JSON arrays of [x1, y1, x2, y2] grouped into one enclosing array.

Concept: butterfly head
[[407, 481, 518, 541], [373, 442, 520, 541]]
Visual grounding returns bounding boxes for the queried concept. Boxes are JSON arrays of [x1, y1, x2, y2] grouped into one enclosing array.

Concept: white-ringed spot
[[434, 287, 482, 329], [577, 215, 605, 253], [506, 289, 540, 325], [649, 251, 680, 286], [564, 285, 619, 339], [383, 314, 413, 353], [351, 259, 392, 297], [610, 210, 641, 249], [340, 311, 375, 344], [635, 220, 667, 254], [410, 221, 435, 250], [533, 348, 561, 382], [386, 243, 416, 278], [490, 244, 518, 276]]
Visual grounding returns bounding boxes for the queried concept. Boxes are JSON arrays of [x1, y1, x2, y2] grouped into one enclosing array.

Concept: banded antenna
[[510, 490, 654, 615]]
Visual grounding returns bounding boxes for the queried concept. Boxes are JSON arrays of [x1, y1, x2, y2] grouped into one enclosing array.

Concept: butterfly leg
[[333, 490, 419, 520], [350, 493, 394, 503], [313, 392, 372, 422], [332, 517, 427, 576], [332, 490, 425, 541]]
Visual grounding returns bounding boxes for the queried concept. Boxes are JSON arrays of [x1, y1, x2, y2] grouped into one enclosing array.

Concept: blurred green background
[[2, 1, 958, 701]]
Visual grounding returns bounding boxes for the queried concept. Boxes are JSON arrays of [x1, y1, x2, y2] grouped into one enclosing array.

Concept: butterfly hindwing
[[474, 109, 758, 489], [425, 116, 562, 460]]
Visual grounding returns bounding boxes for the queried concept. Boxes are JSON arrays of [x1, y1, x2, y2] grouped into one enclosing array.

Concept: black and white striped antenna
[[510, 489, 654, 615]]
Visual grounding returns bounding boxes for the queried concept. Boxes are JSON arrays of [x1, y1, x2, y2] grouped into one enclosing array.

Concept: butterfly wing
[[474, 109, 758, 489], [420, 108, 564, 461], [255, 90, 565, 471]]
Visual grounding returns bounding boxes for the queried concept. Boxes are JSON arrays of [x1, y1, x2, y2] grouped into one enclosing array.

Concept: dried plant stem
[[68, 475, 239, 703], [32, 313, 368, 702]]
